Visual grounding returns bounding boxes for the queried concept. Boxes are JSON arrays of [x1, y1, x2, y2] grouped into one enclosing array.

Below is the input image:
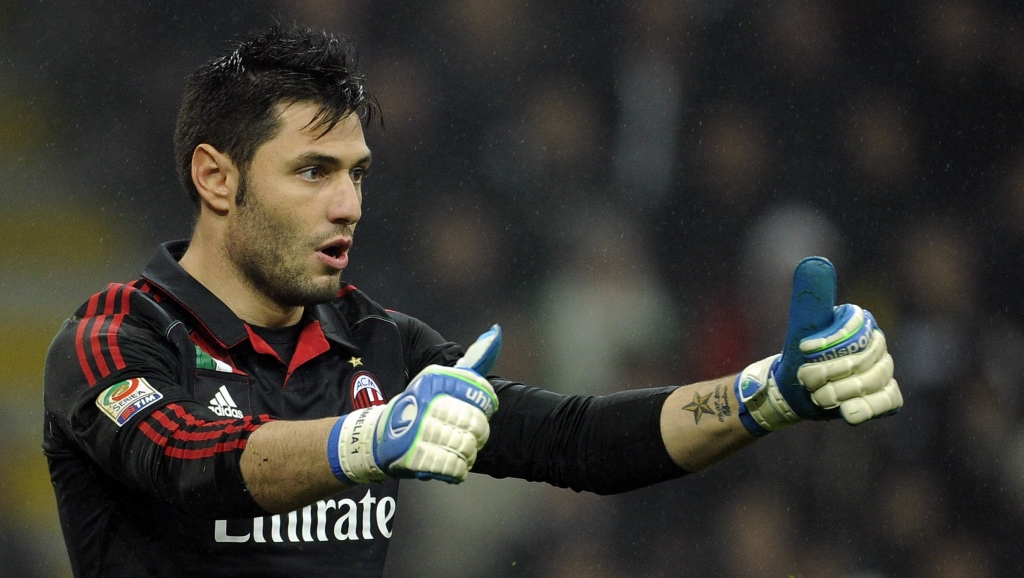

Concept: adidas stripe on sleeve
[[44, 283, 270, 518]]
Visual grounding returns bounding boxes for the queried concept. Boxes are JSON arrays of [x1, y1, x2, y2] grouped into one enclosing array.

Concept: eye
[[351, 166, 369, 184], [298, 166, 325, 181]]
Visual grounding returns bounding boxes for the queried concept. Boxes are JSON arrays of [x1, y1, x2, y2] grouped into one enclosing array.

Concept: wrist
[[735, 354, 802, 435], [327, 406, 388, 485], [734, 374, 771, 437]]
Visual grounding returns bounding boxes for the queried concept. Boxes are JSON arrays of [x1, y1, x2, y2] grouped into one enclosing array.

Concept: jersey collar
[[140, 240, 359, 352]]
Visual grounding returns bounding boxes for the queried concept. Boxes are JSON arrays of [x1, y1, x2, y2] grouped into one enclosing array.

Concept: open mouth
[[320, 245, 344, 259], [315, 237, 352, 270]]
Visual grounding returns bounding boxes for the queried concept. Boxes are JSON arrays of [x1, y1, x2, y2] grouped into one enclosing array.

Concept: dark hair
[[173, 24, 380, 209]]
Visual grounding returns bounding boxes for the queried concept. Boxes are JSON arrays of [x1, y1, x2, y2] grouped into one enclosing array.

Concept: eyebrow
[[294, 152, 372, 169]]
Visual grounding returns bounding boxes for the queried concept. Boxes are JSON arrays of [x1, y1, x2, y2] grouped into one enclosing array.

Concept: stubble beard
[[227, 178, 343, 307]]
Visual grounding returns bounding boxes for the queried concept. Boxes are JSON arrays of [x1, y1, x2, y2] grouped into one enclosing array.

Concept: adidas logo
[[208, 385, 244, 419]]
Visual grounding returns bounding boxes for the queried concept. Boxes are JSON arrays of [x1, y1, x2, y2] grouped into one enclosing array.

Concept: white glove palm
[[797, 305, 902, 425]]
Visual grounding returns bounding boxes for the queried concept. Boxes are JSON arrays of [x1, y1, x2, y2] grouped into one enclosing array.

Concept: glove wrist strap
[[734, 374, 770, 437], [735, 354, 802, 434], [327, 406, 388, 485]]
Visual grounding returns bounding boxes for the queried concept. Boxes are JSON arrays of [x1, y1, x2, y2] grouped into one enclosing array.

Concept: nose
[[327, 174, 362, 227]]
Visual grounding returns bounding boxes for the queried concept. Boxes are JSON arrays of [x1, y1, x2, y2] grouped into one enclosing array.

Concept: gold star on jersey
[[682, 390, 715, 425], [348, 357, 363, 367]]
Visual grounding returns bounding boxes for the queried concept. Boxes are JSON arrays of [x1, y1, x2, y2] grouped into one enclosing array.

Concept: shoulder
[[48, 281, 183, 388], [71, 280, 177, 330]]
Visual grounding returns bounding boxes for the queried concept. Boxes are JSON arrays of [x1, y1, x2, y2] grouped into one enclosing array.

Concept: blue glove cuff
[[327, 414, 356, 485], [734, 374, 771, 437]]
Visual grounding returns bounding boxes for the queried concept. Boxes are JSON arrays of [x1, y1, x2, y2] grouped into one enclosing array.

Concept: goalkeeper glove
[[735, 257, 903, 435], [327, 325, 502, 484]]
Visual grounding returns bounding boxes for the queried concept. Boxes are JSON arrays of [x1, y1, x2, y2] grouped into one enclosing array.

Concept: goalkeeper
[[42, 25, 902, 578]]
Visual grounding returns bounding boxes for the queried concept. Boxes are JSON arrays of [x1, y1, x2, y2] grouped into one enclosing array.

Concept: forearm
[[475, 381, 686, 494], [660, 375, 756, 471], [239, 418, 349, 513]]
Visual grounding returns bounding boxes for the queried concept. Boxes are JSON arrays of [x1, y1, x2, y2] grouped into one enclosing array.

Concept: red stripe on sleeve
[[120, 284, 132, 311], [76, 285, 140, 385], [140, 421, 248, 459], [107, 285, 132, 371], [150, 408, 258, 440], [138, 420, 169, 447], [107, 314, 127, 370], [139, 405, 266, 461], [103, 284, 120, 315], [84, 291, 101, 317], [165, 403, 239, 428], [172, 405, 269, 429], [89, 315, 112, 377], [170, 428, 244, 442], [75, 317, 98, 386]]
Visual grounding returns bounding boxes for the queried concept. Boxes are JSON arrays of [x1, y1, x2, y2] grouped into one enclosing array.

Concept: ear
[[191, 144, 240, 213]]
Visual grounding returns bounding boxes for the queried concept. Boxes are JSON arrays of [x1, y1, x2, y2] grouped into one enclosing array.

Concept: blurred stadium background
[[2, 1, 1023, 576]]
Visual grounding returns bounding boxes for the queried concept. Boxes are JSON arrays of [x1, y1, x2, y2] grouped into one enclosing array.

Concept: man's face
[[225, 102, 371, 307]]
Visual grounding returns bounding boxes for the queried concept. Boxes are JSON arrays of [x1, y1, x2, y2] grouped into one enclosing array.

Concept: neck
[[179, 228, 304, 328]]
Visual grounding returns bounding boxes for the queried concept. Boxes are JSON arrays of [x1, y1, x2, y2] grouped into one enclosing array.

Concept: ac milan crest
[[350, 371, 386, 409]]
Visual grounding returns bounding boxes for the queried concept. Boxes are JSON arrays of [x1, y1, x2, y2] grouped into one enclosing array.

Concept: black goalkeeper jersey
[[43, 240, 683, 578]]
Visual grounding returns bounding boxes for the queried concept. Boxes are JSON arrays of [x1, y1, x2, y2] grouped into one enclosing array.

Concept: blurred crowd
[[1, 0, 1022, 576]]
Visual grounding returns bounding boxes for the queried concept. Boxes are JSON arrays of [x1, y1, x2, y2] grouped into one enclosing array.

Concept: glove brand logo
[[805, 314, 876, 362], [812, 334, 871, 361], [351, 371, 386, 409], [208, 385, 245, 418], [738, 376, 764, 402], [387, 397, 417, 438], [214, 489, 396, 543], [464, 387, 492, 414]]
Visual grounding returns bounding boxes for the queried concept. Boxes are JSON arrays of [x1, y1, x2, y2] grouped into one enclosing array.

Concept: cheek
[[232, 204, 293, 255], [257, 199, 298, 232]]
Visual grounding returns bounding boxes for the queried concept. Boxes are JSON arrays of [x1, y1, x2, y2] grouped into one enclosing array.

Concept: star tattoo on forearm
[[682, 390, 715, 425]]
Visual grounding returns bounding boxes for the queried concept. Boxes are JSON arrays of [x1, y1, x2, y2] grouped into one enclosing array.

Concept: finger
[[839, 379, 902, 425], [885, 379, 904, 412], [400, 445, 471, 482], [422, 419, 480, 459], [456, 324, 503, 375], [400, 412, 481, 475], [773, 257, 841, 420], [425, 397, 491, 448], [782, 257, 838, 364], [810, 352, 894, 408], [798, 330, 887, 390]]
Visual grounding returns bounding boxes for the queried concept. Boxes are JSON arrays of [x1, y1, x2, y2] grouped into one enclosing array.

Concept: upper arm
[[43, 286, 193, 474], [43, 285, 267, 518]]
